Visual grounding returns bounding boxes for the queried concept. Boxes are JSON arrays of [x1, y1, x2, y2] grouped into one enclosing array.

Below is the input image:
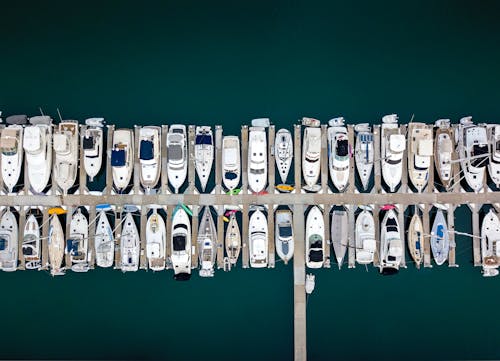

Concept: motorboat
[[431, 210, 449, 266], [82, 118, 104, 182], [302, 127, 321, 190], [67, 208, 89, 272], [248, 127, 267, 193], [48, 215, 65, 276], [331, 208, 348, 268], [139, 126, 161, 191], [197, 207, 217, 277], [379, 208, 403, 274], [195, 126, 214, 192], [0, 125, 23, 192], [146, 210, 166, 271], [381, 114, 406, 192], [328, 117, 350, 192], [407, 122, 433, 192], [171, 207, 191, 280], [487, 125, 500, 187], [222, 136, 240, 191], [275, 129, 293, 184], [22, 213, 41, 269], [481, 209, 500, 277], [407, 212, 424, 267], [23, 116, 52, 194], [434, 119, 454, 189], [225, 213, 241, 265], [249, 209, 268, 268], [120, 212, 140, 272], [94, 210, 114, 268], [354, 123, 374, 191], [167, 124, 187, 194], [457, 117, 488, 192], [111, 129, 134, 193], [306, 206, 324, 268], [275, 209, 294, 264], [0, 210, 18, 271], [53, 121, 79, 194], [355, 209, 376, 265]]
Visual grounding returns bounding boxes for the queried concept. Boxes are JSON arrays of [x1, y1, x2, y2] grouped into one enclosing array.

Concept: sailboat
[[431, 210, 449, 266], [0, 125, 23, 192], [328, 117, 350, 192], [407, 122, 433, 192], [146, 210, 166, 271], [139, 126, 161, 191], [225, 213, 241, 265], [381, 114, 405, 192], [171, 207, 191, 280], [0, 210, 18, 271], [355, 209, 376, 265], [48, 214, 65, 276], [22, 213, 41, 270], [195, 126, 214, 192], [306, 206, 324, 268], [82, 118, 104, 182], [354, 123, 374, 191], [379, 208, 403, 275], [487, 125, 500, 187], [302, 127, 321, 191], [120, 212, 140, 272], [94, 210, 114, 268], [275, 209, 294, 264], [249, 209, 268, 268], [481, 209, 500, 277], [275, 129, 293, 184], [434, 119, 454, 189], [407, 212, 424, 267], [23, 116, 53, 194], [111, 129, 134, 193], [67, 208, 89, 272], [53, 121, 79, 194], [197, 207, 217, 277], [167, 124, 188, 194], [331, 208, 348, 268], [222, 136, 240, 191], [248, 127, 267, 194]]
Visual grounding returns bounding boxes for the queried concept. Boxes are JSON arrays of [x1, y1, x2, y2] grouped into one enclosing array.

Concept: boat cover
[[279, 225, 292, 238], [225, 148, 238, 164], [22, 245, 34, 255], [173, 235, 186, 251], [386, 217, 398, 233], [363, 239, 376, 251], [82, 136, 95, 150], [472, 145, 489, 166], [0, 238, 6, 251], [281, 241, 289, 255], [111, 149, 126, 166], [172, 128, 184, 134], [337, 139, 349, 157], [389, 134, 406, 152], [53, 134, 69, 153], [6, 115, 28, 125], [66, 239, 79, 254], [224, 171, 238, 180], [309, 249, 323, 262], [29, 116, 52, 125], [168, 144, 182, 161], [195, 134, 212, 145], [140, 140, 154, 161], [417, 139, 433, 156], [23, 127, 42, 152]]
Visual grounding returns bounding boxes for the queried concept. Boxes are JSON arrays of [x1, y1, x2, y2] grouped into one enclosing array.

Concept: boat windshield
[[140, 140, 154, 161], [173, 235, 186, 251], [225, 171, 238, 180], [111, 149, 126, 167], [386, 217, 398, 233], [309, 249, 323, 262], [195, 134, 212, 145], [250, 168, 265, 174], [279, 225, 292, 238], [471, 145, 489, 167], [337, 139, 349, 157]]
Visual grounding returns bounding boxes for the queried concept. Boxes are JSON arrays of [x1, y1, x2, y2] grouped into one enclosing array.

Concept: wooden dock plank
[[215, 125, 223, 195], [217, 209, 225, 269], [292, 203, 306, 361], [268, 125, 276, 193], [397, 204, 406, 268], [18, 207, 26, 270], [114, 207, 122, 270], [422, 206, 432, 267], [399, 125, 408, 193], [320, 125, 328, 194], [471, 204, 481, 266], [294, 125, 302, 193], [348, 205, 356, 268], [161, 125, 169, 194], [133, 126, 140, 194], [447, 205, 458, 267], [65, 206, 73, 270], [191, 205, 199, 269], [41, 208, 49, 270], [105, 125, 114, 195], [268, 204, 275, 268], [165, 205, 173, 269], [373, 125, 381, 194], [88, 205, 96, 269], [241, 126, 248, 194], [187, 125, 196, 193], [373, 205, 380, 267], [347, 125, 356, 193], [242, 202, 249, 268], [79, 124, 87, 194], [140, 206, 147, 270]]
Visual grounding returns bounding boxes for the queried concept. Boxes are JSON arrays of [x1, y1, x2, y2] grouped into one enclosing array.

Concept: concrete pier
[[165, 205, 173, 269], [140, 206, 147, 270], [105, 125, 114, 194], [161, 125, 169, 194], [373, 125, 382, 193], [422, 206, 432, 267], [88, 205, 96, 268], [191, 205, 199, 269], [447, 205, 458, 267], [114, 207, 122, 270], [18, 207, 26, 270], [348, 206, 356, 268], [293, 203, 306, 361], [79, 125, 87, 193], [470, 204, 481, 267], [41, 208, 49, 270]]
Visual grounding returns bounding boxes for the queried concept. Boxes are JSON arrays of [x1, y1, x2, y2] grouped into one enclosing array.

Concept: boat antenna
[[409, 114, 415, 123], [56, 108, 63, 122], [39, 107, 45, 116]]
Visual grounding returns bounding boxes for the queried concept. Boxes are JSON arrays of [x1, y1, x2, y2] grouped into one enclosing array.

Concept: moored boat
[[195, 126, 214, 192], [53, 121, 79, 194], [120, 212, 140, 272], [434, 119, 454, 189], [167, 125, 188, 193], [67, 208, 89, 272], [355, 209, 376, 265], [487, 125, 500, 187], [95, 210, 114, 268], [275, 129, 293, 184], [139, 126, 161, 191], [82, 118, 104, 182], [379, 208, 403, 274], [354, 123, 374, 191], [328, 117, 350, 192], [197, 207, 217, 277], [275, 209, 294, 264], [0, 125, 23, 192], [0, 210, 18, 271], [249, 209, 268, 268], [248, 127, 267, 194], [306, 206, 325, 268], [48, 214, 65, 276], [22, 213, 41, 270], [222, 136, 240, 191], [408, 212, 424, 267], [407, 122, 433, 192], [430, 209, 449, 266], [225, 213, 241, 265], [381, 114, 405, 192], [302, 127, 321, 191], [331, 208, 348, 268], [111, 129, 134, 193], [146, 210, 166, 271], [171, 207, 191, 280], [481, 209, 500, 277]]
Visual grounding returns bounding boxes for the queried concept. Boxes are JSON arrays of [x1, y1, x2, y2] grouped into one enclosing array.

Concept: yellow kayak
[[276, 184, 294, 192]]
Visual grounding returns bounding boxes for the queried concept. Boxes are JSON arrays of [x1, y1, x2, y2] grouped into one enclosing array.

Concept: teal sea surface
[[1, 1, 500, 360]]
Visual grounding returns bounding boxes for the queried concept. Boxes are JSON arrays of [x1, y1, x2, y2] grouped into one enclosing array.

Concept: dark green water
[[2, 1, 500, 360]]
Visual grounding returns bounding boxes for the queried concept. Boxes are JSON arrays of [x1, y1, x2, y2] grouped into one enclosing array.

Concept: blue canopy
[[225, 171, 238, 180], [0, 238, 6, 251], [66, 239, 79, 254], [195, 134, 212, 145], [111, 149, 126, 166], [140, 140, 154, 161]]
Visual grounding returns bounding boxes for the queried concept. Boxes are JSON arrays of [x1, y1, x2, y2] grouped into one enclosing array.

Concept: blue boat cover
[[111, 149, 126, 166], [436, 224, 444, 239], [67, 239, 79, 253], [0, 238, 6, 251], [225, 171, 238, 180], [140, 140, 154, 161], [195, 134, 212, 145]]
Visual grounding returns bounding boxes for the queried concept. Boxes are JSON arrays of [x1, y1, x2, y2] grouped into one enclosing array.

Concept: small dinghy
[[225, 213, 241, 265], [274, 129, 293, 184], [431, 210, 449, 266], [146, 210, 166, 271]]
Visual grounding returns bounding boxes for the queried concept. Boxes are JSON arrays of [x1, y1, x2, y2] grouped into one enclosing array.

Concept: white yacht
[[53, 121, 79, 194], [302, 127, 321, 191], [222, 136, 240, 191], [171, 207, 191, 280], [408, 213, 424, 267], [431, 210, 449, 266], [22, 213, 41, 270], [407, 122, 433, 192], [306, 206, 324, 268], [146, 210, 166, 271], [0, 125, 23, 192], [249, 209, 268, 268], [355, 209, 376, 265], [197, 207, 217, 277], [23, 116, 52, 194], [248, 127, 267, 194], [354, 123, 374, 191], [275, 209, 294, 264], [82, 118, 104, 182], [275, 129, 293, 184], [167, 125, 187, 194], [481, 209, 500, 277], [48, 215, 65, 276], [225, 213, 241, 265], [67, 208, 89, 272], [487, 125, 500, 187], [0, 210, 18, 271], [457, 117, 488, 192], [94, 210, 114, 268], [120, 212, 140, 272], [379, 208, 403, 275], [111, 129, 134, 193], [331, 208, 348, 268], [328, 117, 350, 192], [381, 114, 406, 192], [139, 126, 161, 191], [434, 119, 454, 189], [195, 126, 214, 192]]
